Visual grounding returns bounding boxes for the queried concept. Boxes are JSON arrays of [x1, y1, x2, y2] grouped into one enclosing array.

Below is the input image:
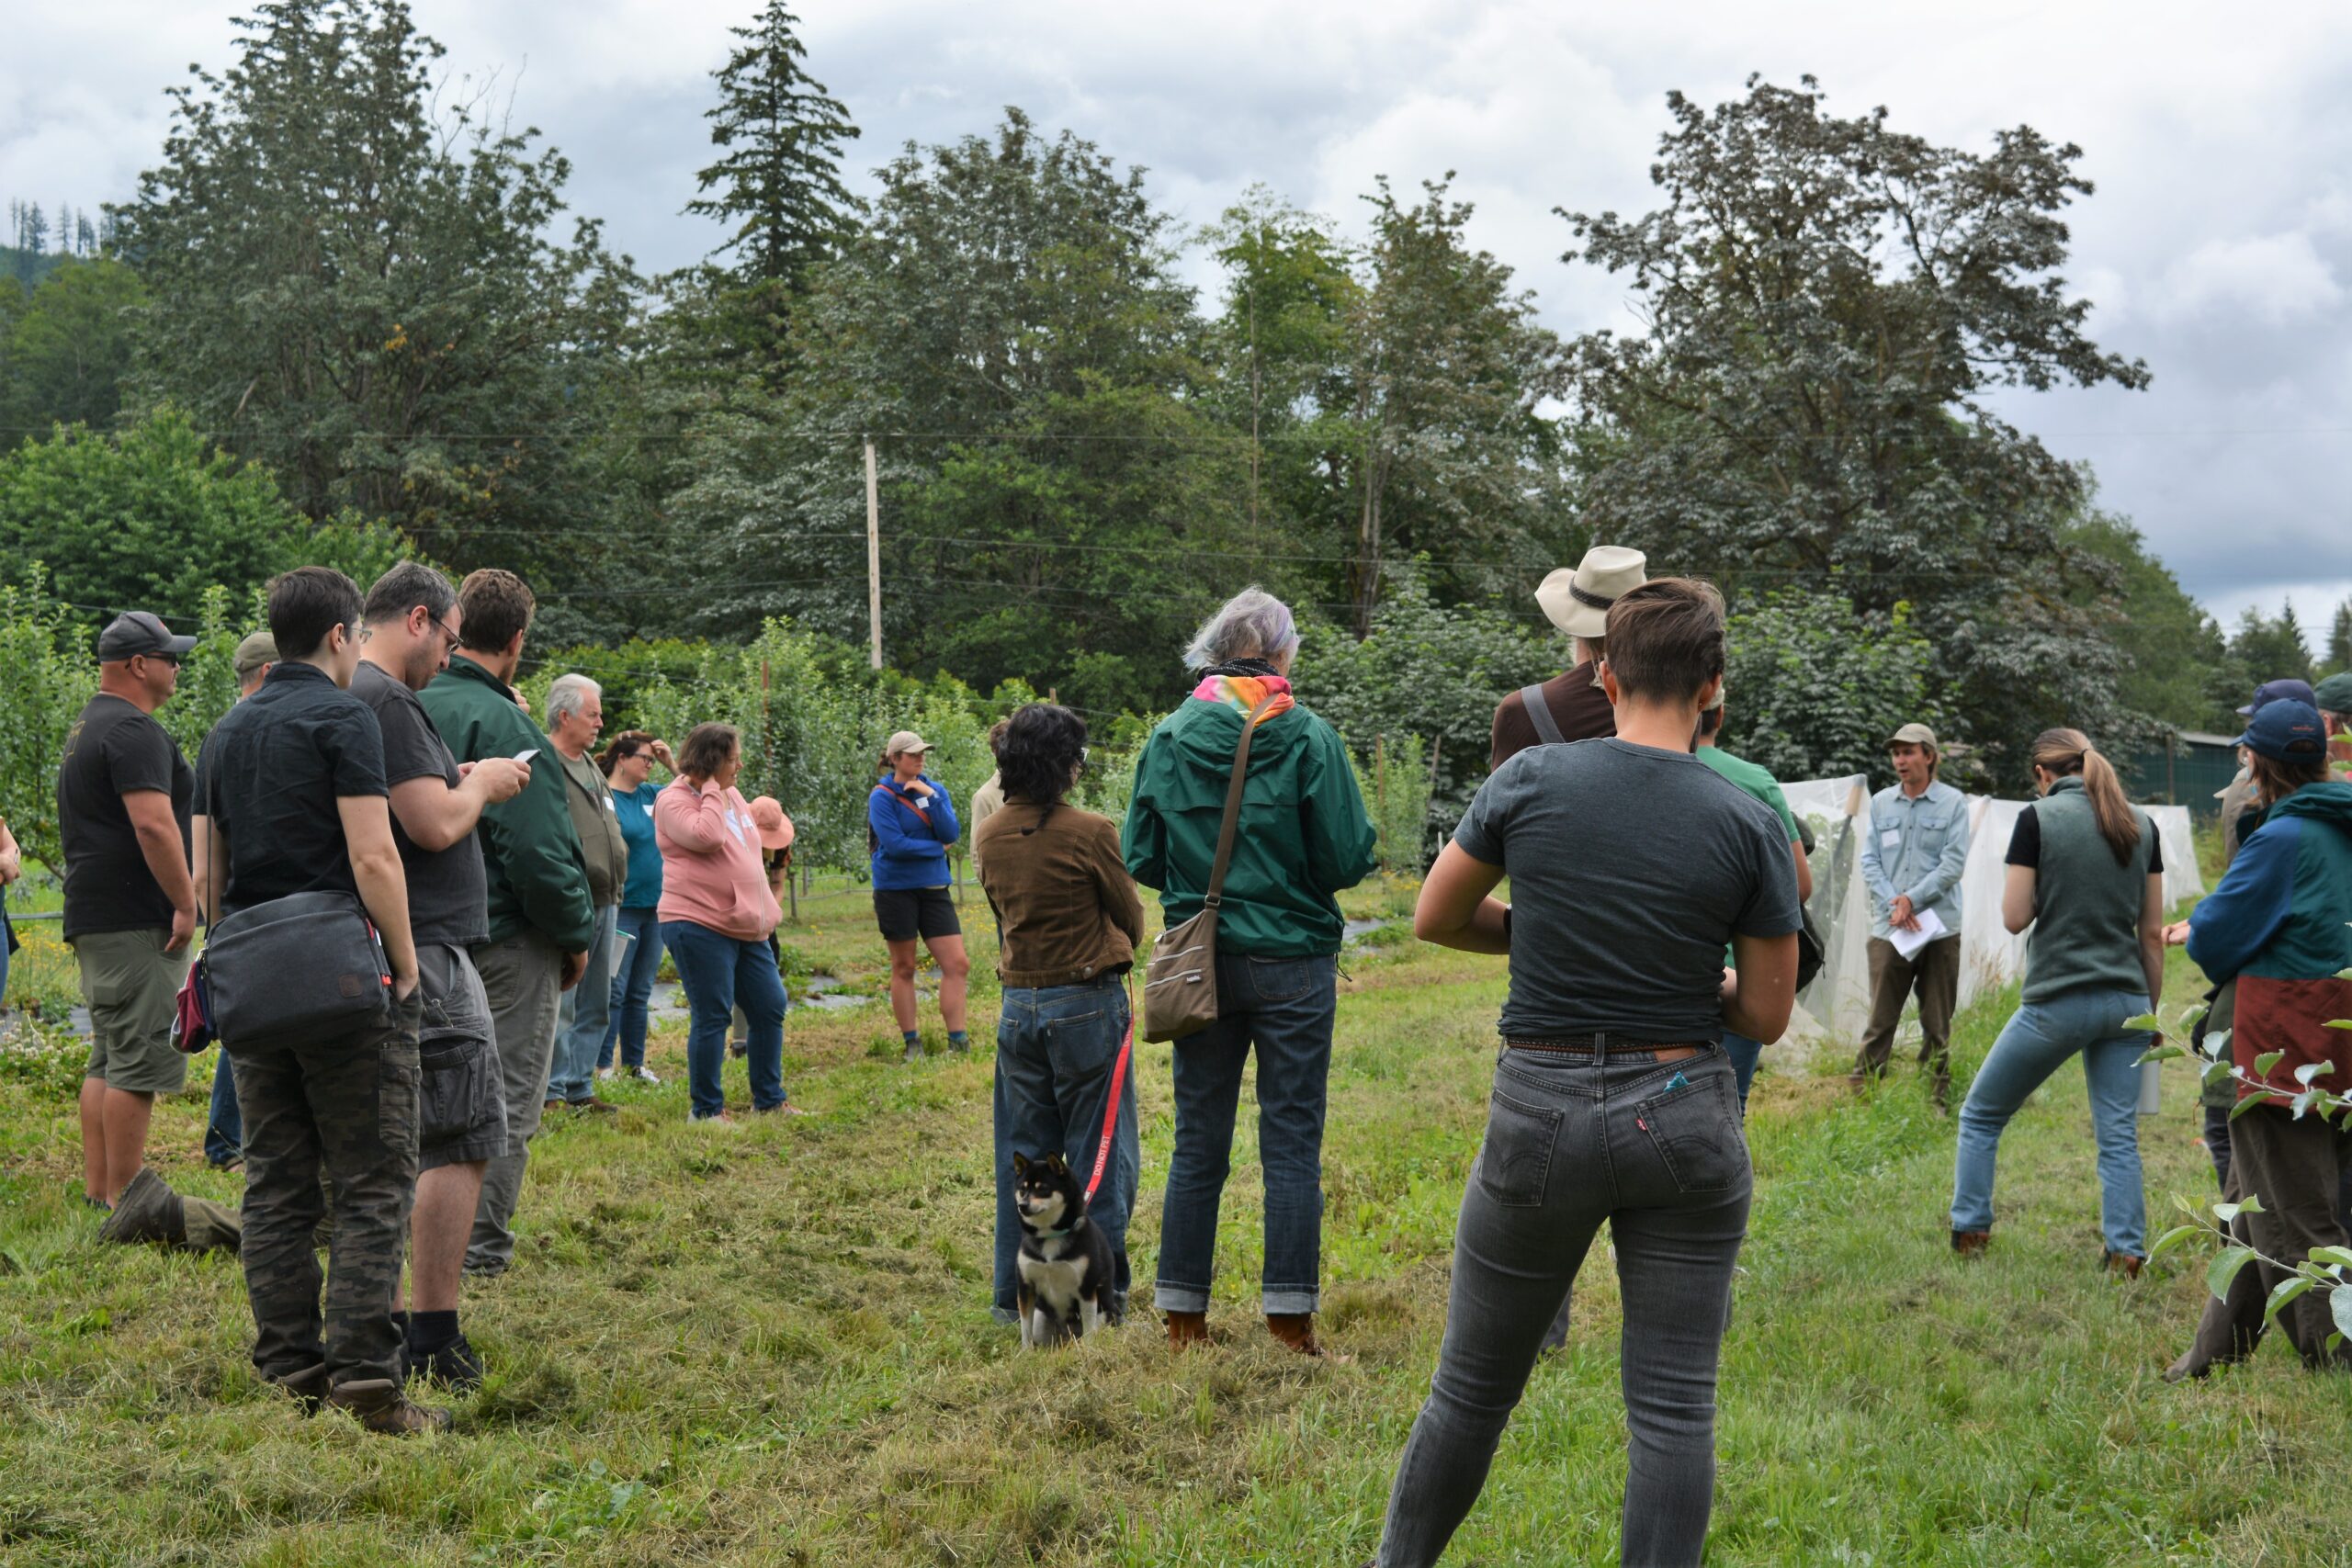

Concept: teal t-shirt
[[1697, 745, 1800, 965]]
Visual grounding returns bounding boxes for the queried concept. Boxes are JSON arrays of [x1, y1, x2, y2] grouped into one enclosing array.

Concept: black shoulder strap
[[1518, 682, 1566, 747]]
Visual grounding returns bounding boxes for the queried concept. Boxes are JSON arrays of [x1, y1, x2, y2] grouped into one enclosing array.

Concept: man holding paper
[[1850, 723, 1972, 1107]]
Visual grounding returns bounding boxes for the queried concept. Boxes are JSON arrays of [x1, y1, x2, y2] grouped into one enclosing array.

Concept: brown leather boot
[[325, 1377, 452, 1435], [1267, 1313, 1350, 1361], [1165, 1309, 1207, 1349]]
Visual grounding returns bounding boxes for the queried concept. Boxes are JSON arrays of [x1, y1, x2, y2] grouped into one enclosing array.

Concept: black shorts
[[874, 886, 960, 943], [414, 943, 508, 1171]]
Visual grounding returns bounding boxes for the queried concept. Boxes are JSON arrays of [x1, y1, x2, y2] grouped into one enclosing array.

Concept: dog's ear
[[1012, 1152, 1030, 1176], [1046, 1153, 1069, 1176]]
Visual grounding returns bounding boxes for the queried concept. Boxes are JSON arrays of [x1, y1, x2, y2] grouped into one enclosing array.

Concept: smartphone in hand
[[513, 747, 539, 763]]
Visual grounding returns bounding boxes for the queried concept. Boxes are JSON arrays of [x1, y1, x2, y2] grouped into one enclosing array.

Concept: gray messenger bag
[[1142, 694, 1279, 1043], [202, 890, 394, 1050]]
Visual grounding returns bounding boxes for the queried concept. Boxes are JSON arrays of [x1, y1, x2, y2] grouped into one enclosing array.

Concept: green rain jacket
[[1122, 690, 1377, 957], [417, 654, 596, 953]]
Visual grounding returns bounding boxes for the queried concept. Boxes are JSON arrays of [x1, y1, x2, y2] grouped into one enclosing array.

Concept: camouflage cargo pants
[[225, 994, 423, 1388]]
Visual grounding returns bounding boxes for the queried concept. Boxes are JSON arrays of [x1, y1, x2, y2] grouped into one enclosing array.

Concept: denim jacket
[[1859, 779, 1971, 942]]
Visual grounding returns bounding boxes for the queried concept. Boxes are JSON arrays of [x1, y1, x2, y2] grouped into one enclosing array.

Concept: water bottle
[[2137, 1056, 2164, 1117]]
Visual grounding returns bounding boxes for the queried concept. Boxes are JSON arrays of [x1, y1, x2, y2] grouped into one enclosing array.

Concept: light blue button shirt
[[1859, 779, 1971, 942]]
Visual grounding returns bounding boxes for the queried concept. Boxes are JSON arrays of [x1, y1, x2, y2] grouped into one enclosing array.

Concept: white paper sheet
[[1887, 907, 1947, 961]]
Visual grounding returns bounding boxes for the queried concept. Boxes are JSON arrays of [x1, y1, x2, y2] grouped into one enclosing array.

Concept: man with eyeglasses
[[58, 611, 206, 1219], [350, 562, 531, 1388]]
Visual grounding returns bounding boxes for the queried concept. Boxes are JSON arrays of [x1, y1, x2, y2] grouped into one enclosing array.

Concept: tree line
[[2, 0, 2345, 810]]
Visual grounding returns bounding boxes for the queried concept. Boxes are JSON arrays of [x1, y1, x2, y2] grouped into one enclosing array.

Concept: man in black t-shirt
[[198, 567, 445, 1435], [58, 611, 200, 1213], [354, 562, 530, 1391]]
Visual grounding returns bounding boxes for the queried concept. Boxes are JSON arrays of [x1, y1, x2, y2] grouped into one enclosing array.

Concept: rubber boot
[[96, 1168, 184, 1247], [325, 1377, 452, 1435], [1165, 1309, 1207, 1349], [178, 1195, 243, 1256], [1267, 1313, 1348, 1361]]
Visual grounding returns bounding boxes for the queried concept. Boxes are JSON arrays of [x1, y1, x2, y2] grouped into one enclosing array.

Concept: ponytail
[[2030, 728, 2141, 865]]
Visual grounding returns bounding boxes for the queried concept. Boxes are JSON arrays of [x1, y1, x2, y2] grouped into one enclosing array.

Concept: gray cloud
[[6, 1, 2348, 630]]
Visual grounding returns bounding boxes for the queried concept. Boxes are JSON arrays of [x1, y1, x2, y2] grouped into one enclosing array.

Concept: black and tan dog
[[1012, 1152, 1115, 1348]]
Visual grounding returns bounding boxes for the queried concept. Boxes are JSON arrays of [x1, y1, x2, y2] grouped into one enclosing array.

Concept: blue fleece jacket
[[868, 775, 961, 889]]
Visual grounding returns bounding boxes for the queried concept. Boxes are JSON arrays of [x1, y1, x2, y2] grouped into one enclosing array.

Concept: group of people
[[22, 531, 2352, 1562], [45, 562, 831, 1432]]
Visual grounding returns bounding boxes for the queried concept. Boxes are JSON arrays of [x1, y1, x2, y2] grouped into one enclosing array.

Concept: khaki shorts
[[73, 928, 193, 1096], [416, 943, 507, 1172]]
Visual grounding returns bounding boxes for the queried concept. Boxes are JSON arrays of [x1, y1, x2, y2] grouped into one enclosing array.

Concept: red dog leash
[[1082, 977, 1136, 1203]]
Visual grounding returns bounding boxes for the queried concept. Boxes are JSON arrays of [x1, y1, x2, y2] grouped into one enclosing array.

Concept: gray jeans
[[1379, 1044, 1751, 1568], [466, 928, 563, 1275]]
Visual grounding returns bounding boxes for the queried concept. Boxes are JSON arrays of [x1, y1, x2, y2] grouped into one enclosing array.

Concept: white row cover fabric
[[1779, 775, 2203, 1045]]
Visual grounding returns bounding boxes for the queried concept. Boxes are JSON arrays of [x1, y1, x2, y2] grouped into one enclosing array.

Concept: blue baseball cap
[[2233, 699, 2327, 761], [2237, 678, 2315, 716]]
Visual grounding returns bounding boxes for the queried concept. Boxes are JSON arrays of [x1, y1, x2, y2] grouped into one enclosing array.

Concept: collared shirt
[[1859, 777, 1971, 942], [352, 660, 489, 947], [195, 661, 388, 915]]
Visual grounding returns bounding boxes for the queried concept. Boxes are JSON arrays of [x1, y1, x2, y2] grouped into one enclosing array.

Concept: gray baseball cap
[[96, 611, 198, 662], [1887, 722, 1939, 750], [232, 631, 279, 680]]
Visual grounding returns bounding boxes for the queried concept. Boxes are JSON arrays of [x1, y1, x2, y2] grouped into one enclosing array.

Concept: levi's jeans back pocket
[[1476, 1087, 1565, 1208], [1632, 1071, 1747, 1196]]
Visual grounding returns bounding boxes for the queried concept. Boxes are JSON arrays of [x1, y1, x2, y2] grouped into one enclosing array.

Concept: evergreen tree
[[683, 0, 858, 345], [2326, 597, 2352, 676]]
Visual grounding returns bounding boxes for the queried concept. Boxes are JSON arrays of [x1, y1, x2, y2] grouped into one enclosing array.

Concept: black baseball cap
[[2233, 699, 2326, 762], [2237, 677, 2315, 716], [96, 611, 198, 662]]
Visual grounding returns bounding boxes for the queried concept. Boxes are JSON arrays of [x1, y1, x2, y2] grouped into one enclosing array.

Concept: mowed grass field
[[3, 874, 2349, 1566]]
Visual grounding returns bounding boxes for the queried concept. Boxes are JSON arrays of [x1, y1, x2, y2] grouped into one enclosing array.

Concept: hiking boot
[[179, 1193, 244, 1255], [567, 1096, 618, 1115], [689, 1111, 740, 1132], [2103, 1249, 2145, 1280], [269, 1362, 331, 1414], [1951, 1229, 1991, 1258], [543, 1098, 566, 1115], [1166, 1309, 1208, 1349], [409, 1334, 484, 1393], [729, 1037, 748, 1059], [326, 1377, 451, 1435], [903, 1041, 923, 1064], [1931, 1075, 1952, 1113], [97, 1168, 185, 1247]]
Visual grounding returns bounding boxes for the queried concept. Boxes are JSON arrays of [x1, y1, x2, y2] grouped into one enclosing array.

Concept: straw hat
[[1534, 546, 1648, 638]]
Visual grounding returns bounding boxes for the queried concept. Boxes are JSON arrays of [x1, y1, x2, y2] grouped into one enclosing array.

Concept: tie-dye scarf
[[1190, 672, 1295, 725]]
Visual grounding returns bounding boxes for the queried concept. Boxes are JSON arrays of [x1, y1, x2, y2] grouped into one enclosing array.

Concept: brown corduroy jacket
[[975, 799, 1146, 989]]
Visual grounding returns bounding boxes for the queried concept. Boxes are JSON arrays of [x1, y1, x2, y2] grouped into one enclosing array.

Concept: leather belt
[[1504, 1036, 1704, 1063]]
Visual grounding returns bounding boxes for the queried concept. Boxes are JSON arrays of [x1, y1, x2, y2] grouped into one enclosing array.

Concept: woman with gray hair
[[1123, 586, 1378, 1357]]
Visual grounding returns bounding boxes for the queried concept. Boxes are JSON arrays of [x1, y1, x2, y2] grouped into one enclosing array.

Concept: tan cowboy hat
[[1535, 546, 1648, 639]]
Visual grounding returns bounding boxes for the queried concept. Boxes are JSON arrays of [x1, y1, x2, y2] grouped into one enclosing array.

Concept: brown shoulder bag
[[1142, 694, 1277, 1043]]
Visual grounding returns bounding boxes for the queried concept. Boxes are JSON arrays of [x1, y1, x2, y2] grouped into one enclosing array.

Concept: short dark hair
[[456, 569, 535, 655], [266, 566, 364, 660], [362, 560, 457, 627], [999, 704, 1087, 807], [597, 729, 655, 779], [677, 722, 740, 782], [1602, 578, 1725, 705]]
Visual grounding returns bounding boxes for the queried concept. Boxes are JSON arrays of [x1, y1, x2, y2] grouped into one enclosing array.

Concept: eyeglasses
[[432, 615, 461, 648]]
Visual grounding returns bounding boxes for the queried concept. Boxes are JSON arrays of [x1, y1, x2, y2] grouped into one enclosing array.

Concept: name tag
[[724, 808, 745, 841], [1880, 829, 1902, 849], [605, 796, 616, 812]]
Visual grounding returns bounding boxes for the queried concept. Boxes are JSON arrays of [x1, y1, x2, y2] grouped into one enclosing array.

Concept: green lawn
[[2, 876, 2346, 1565]]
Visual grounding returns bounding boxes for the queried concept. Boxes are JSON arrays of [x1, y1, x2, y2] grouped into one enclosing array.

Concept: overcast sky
[[7, 1, 2349, 643]]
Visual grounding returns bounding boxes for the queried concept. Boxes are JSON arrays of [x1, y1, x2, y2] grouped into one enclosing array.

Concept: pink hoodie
[[653, 777, 783, 941]]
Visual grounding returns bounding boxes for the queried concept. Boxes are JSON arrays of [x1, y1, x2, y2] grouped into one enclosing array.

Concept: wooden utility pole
[[865, 437, 883, 671]]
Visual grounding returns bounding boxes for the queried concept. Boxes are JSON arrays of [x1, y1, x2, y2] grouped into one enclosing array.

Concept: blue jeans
[[548, 903, 620, 1102], [205, 1048, 243, 1165], [600, 906, 664, 1070], [662, 919, 787, 1118], [1379, 1045, 1750, 1567], [1950, 986, 2150, 1257], [1155, 952, 1338, 1317], [1721, 1031, 1762, 1111], [992, 976, 1140, 1316]]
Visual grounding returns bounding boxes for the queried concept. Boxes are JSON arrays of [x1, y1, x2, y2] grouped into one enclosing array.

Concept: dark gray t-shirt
[[1455, 738, 1804, 1042], [352, 660, 489, 947]]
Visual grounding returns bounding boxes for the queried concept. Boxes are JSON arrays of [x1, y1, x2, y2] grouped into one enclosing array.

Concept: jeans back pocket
[[1476, 1088, 1564, 1208], [1634, 1075, 1747, 1196]]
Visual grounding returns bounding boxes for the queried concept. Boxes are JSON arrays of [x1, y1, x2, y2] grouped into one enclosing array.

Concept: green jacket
[[418, 655, 596, 952], [1122, 695, 1377, 957]]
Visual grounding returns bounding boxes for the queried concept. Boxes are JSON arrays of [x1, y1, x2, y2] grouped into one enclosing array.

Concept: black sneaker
[[409, 1333, 484, 1393]]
